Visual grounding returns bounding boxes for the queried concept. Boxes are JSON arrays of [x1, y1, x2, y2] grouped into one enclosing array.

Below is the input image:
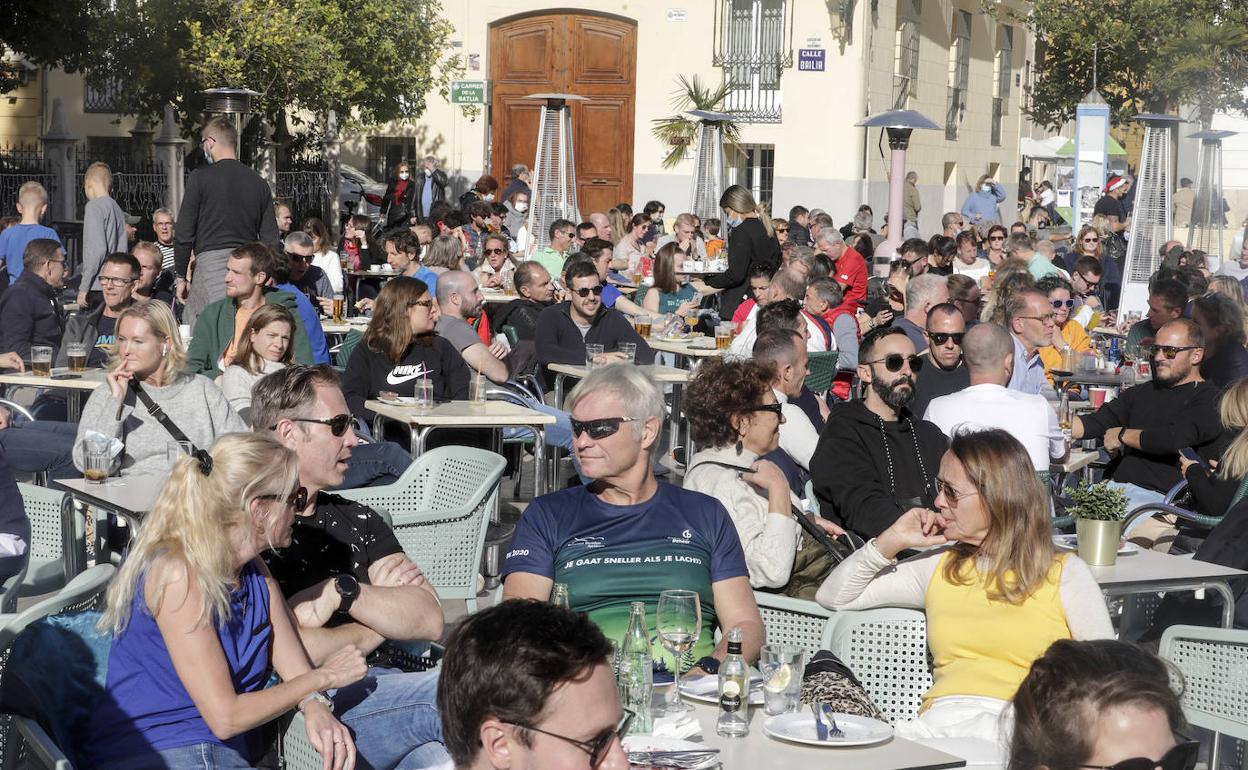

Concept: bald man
[[589, 212, 613, 243], [923, 322, 1067, 470]]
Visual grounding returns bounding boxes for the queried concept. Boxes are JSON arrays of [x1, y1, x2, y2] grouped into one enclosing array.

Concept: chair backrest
[[804, 350, 840, 394], [334, 329, 364, 369], [16, 483, 85, 593], [825, 607, 934, 725], [0, 559, 28, 616], [337, 446, 506, 604], [1159, 624, 1248, 742], [753, 592, 835, 658]]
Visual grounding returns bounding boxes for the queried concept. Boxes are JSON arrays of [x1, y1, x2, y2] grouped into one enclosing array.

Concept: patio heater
[[856, 109, 940, 276], [200, 87, 259, 156], [524, 93, 587, 255], [1120, 113, 1184, 318], [687, 109, 734, 223], [1186, 129, 1237, 261]]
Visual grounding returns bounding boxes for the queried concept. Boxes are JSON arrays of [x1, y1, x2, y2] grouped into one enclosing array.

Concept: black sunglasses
[[742, 402, 784, 416], [865, 353, 924, 373], [258, 485, 309, 510], [505, 710, 634, 768], [1148, 344, 1199, 360], [573, 285, 605, 298], [484, 247, 507, 255], [935, 477, 979, 505], [273, 413, 354, 436], [284, 251, 310, 263], [1051, 299, 1076, 309], [571, 416, 637, 440], [1083, 237, 1101, 243], [927, 332, 964, 346], [1078, 740, 1199, 770]]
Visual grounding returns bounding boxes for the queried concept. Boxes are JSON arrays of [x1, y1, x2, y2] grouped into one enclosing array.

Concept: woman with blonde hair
[[74, 300, 246, 477], [85, 433, 366, 769], [817, 429, 1112, 765], [1181, 379, 1248, 524], [700, 184, 780, 319], [1069, 222, 1123, 309], [218, 303, 296, 420], [1207, 275, 1248, 339], [607, 207, 629, 246], [982, 259, 1034, 324]]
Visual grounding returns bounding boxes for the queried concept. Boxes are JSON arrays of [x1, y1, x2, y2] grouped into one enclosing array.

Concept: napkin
[[681, 673, 763, 696], [83, 430, 124, 461], [650, 712, 702, 740]]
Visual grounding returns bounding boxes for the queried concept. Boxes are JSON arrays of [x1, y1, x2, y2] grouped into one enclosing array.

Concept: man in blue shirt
[[272, 234, 330, 364], [0, 181, 60, 285], [1006, 288, 1055, 398]]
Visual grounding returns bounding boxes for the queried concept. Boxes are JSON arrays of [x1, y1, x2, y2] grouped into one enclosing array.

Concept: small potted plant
[[1066, 481, 1129, 566]]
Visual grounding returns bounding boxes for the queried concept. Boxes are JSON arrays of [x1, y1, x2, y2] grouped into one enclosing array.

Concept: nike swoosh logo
[[386, 371, 426, 385]]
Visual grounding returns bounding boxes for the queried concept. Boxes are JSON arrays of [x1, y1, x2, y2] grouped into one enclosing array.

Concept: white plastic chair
[[15, 483, 87, 598], [336, 445, 506, 613], [824, 607, 934, 725], [1159, 624, 1248, 770], [752, 591, 836, 658]]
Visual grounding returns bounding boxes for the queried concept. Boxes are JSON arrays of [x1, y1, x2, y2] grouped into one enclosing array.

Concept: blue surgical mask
[[981, 183, 992, 193], [725, 214, 743, 228]]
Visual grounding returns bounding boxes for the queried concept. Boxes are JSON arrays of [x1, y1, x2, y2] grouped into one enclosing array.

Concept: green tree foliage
[[0, 0, 104, 92], [650, 75, 743, 170], [996, 0, 1248, 129]]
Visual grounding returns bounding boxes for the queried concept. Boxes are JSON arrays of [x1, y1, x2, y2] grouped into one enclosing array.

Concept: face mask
[[399, 172, 409, 180], [981, 184, 992, 192], [483, 193, 495, 202], [726, 214, 742, 228], [203, 148, 214, 165], [516, 202, 529, 213]]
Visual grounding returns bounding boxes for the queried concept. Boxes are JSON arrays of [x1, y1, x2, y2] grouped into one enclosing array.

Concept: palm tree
[[650, 75, 742, 170]]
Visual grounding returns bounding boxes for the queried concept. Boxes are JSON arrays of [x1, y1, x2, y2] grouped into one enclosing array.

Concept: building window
[[991, 25, 1013, 146], [714, 0, 793, 124], [728, 143, 775, 209], [945, 10, 972, 140], [83, 78, 122, 113], [893, 0, 921, 110], [366, 136, 418, 181]]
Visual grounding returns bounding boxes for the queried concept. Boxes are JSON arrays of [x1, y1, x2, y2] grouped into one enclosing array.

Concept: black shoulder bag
[[130, 381, 212, 469]]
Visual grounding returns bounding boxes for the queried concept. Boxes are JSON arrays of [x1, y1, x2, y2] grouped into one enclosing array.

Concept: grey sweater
[[81, 196, 129, 292], [73, 371, 248, 477]]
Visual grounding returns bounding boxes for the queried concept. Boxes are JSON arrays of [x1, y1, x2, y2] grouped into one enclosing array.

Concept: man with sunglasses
[[892, 273, 949, 353], [1005, 289, 1058, 397], [266, 233, 331, 365], [898, 238, 929, 277], [924, 322, 1067, 471], [254, 365, 452, 770], [810, 326, 948, 541], [1125, 279, 1187, 354], [940, 211, 965, 239], [1072, 320, 1225, 538], [911, 303, 970, 418], [283, 230, 333, 305], [531, 218, 577, 278], [439, 600, 630, 770], [535, 260, 654, 381], [1069, 256, 1105, 329]]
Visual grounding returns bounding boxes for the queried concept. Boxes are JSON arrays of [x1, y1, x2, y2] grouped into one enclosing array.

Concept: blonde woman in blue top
[[88, 433, 367, 770]]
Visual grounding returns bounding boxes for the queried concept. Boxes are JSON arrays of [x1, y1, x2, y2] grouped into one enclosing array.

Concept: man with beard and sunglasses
[[810, 326, 948, 541], [910, 303, 971, 418], [252, 365, 452, 770], [1072, 320, 1226, 547]]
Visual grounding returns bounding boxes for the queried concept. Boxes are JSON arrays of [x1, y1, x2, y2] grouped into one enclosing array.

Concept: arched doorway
[[489, 12, 637, 217]]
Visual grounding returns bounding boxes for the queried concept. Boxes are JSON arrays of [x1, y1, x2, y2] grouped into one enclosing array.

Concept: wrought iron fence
[[74, 157, 167, 222], [276, 167, 332, 228], [0, 144, 58, 227]]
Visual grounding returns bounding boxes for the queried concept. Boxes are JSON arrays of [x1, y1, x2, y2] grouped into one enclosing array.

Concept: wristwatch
[[333, 574, 360, 615], [694, 655, 720, 675]]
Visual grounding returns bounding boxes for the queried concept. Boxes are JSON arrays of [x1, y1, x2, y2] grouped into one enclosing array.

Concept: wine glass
[[656, 589, 701, 717]]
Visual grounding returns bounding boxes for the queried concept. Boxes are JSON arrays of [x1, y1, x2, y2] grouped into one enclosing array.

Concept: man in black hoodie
[[810, 326, 948, 540], [534, 259, 654, 386]]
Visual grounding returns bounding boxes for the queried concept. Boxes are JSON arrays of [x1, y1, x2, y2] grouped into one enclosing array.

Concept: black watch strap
[[694, 655, 720, 675]]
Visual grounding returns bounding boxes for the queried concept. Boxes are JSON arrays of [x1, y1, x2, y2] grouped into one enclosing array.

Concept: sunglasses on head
[[258, 485, 309, 510], [573, 285, 604, 297], [1078, 740, 1199, 770], [273, 413, 354, 437], [927, 331, 964, 346], [504, 710, 634, 768], [571, 416, 638, 440], [1148, 344, 1199, 360], [866, 353, 924, 373], [1051, 299, 1075, 309]]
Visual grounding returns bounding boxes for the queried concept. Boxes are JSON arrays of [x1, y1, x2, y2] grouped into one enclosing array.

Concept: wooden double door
[[489, 12, 637, 217]]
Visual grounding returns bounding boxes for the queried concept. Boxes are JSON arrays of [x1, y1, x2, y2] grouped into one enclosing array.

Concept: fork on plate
[[811, 703, 845, 740]]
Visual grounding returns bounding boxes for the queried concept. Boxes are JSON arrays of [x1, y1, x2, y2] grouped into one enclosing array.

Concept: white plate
[[622, 735, 718, 769], [679, 673, 764, 705], [762, 712, 894, 747], [1053, 534, 1140, 555]]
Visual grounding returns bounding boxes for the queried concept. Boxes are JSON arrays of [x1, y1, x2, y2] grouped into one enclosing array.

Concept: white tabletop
[[59, 474, 165, 516], [0, 368, 107, 391], [321, 320, 369, 335], [646, 336, 725, 358], [1089, 548, 1246, 588], [365, 399, 557, 427], [684, 702, 965, 770], [1052, 449, 1097, 475], [549, 362, 691, 383], [481, 290, 517, 304]]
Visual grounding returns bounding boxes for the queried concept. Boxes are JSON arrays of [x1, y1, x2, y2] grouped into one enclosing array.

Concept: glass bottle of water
[[618, 601, 653, 734], [716, 628, 749, 737]]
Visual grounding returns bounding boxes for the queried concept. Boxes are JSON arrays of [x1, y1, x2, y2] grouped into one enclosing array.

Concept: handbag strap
[[132, 381, 199, 453]]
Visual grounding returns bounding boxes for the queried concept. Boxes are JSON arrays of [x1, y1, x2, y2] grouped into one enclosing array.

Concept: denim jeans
[[1108, 481, 1168, 535], [330, 666, 450, 770], [0, 418, 78, 480], [93, 742, 255, 770], [336, 441, 414, 490]]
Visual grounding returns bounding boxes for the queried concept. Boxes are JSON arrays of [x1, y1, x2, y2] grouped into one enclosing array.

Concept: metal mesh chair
[[825, 607, 934, 725], [803, 350, 841, 394], [753, 592, 835, 658], [15, 483, 86, 598], [1159, 624, 1248, 770], [336, 445, 506, 613]]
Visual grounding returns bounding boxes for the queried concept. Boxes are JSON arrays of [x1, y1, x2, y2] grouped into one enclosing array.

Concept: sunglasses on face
[[866, 353, 924, 373], [258, 485, 309, 510], [1078, 740, 1199, 770], [1051, 299, 1075, 309], [1148, 344, 1199, 360], [505, 710, 635, 769], [409, 299, 435, 311], [742, 402, 784, 416], [285, 251, 310, 263], [484, 247, 507, 255], [935, 477, 978, 505], [989, 236, 1006, 241], [1077, 274, 1101, 288], [571, 416, 638, 440], [927, 332, 964, 346], [274, 413, 354, 437], [775, 227, 789, 233], [1083, 237, 1100, 243], [572, 285, 605, 298]]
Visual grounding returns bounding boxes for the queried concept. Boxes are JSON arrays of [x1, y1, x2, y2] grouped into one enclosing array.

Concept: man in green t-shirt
[[529, 218, 576, 278]]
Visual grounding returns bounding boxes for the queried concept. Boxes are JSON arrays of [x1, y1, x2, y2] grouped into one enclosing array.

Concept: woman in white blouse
[[682, 358, 844, 595], [304, 217, 344, 294]]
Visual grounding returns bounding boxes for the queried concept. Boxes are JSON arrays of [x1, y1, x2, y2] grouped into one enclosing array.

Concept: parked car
[[339, 163, 386, 219]]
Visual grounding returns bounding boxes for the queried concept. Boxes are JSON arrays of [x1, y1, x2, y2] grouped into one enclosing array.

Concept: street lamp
[[856, 109, 940, 276]]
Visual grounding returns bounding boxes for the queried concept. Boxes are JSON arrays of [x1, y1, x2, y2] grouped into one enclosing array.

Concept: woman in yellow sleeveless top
[[817, 428, 1113, 767]]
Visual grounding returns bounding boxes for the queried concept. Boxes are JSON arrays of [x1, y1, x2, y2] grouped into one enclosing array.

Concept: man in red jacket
[[816, 229, 867, 309]]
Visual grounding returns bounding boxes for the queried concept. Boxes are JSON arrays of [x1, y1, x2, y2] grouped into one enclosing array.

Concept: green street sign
[[451, 80, 487, 105]]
